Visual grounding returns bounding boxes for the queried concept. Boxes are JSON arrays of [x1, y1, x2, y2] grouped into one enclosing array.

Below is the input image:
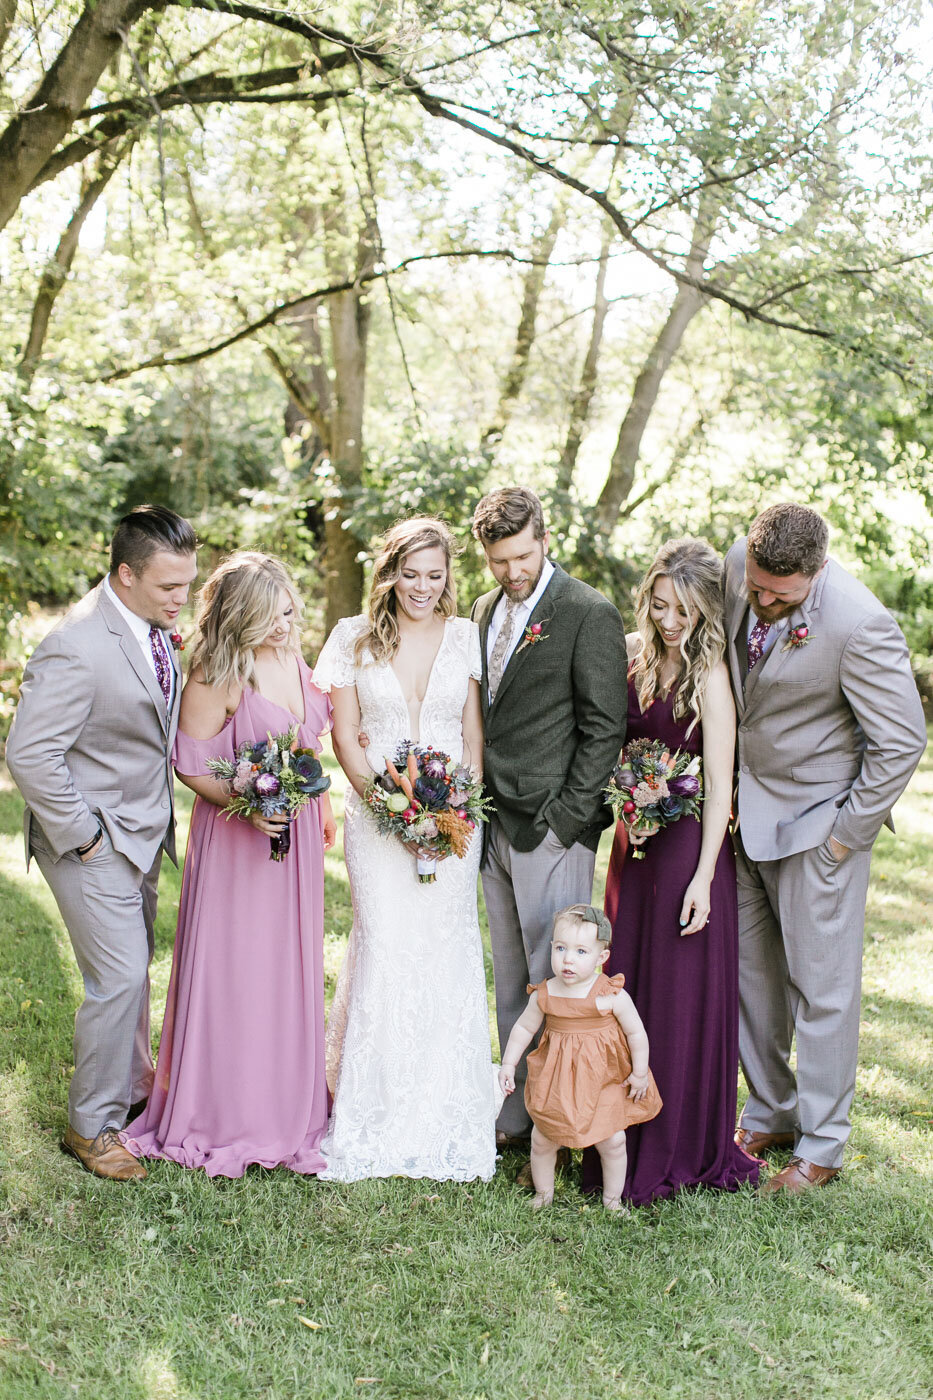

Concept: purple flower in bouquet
[[423, 754, 449, 780], [291, 749, 329, 796], [669, 773, 700, 797], [660, 795, 684, 817], [414, 772, 451, 809], [255, 773, 281, 798]]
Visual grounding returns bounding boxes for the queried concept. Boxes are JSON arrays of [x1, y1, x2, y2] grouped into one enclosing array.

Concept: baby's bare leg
[[529, 1125, 559, 1207], [595, 1130, 628, 1210]]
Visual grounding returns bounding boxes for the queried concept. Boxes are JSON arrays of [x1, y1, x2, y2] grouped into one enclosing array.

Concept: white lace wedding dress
[[313, 614, 497, 1182]]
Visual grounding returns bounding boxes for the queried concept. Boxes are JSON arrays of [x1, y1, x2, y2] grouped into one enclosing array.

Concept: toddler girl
[[498, 903, 662, 1209]]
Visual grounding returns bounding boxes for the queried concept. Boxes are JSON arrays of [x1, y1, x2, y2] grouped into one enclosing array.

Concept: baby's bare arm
[[498, 993, 544, 1095], [606, 989, 651, 1099]]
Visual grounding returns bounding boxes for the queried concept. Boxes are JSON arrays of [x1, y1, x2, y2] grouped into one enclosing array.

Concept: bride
[[314, 517, 497, 1181]]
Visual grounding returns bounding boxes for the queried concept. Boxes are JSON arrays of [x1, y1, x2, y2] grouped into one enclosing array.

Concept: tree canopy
[[2, 0, 931, 661]]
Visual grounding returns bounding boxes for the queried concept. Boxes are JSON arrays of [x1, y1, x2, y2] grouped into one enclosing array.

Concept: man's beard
[[504, 554, 545, 603], [745, 592, 798, 624]]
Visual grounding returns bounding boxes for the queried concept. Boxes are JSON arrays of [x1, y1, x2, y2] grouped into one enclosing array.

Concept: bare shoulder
[[180, 669, 241, 737], [625, 631, 644, 662]]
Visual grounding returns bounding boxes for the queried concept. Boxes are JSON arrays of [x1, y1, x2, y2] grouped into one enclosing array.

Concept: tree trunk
[[0, 0, 17, 66], [18, 147, 127, 383], [323, 216, 378, 632], [594, 193, 719, 534], [556, 224, 612, 493], [0, 0, 159, 233], [481, 191, 568, 448]]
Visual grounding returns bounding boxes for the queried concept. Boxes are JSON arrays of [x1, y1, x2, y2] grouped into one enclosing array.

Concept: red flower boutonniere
[[516, 620, 549, 655], [781, 624, 811, 653], [170, 631, 185, 652]]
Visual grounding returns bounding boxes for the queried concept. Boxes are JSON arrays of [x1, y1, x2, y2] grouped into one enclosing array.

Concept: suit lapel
[[98, 589, 171, 733], [473, 588, 502, 721], [743, 590, 818, 715], [727, 590, 749, 713], [490, 564, 567, 712]]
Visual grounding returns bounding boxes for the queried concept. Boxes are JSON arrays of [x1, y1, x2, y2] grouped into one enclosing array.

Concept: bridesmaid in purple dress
[[583, 539, 759, 1204], [125, 553, 335, 1177]]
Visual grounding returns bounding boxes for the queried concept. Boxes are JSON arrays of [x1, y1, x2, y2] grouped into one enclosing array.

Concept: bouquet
[[207, 727, 330, 862], [604, 738, 703, 859], [364, 743, 493, 883]]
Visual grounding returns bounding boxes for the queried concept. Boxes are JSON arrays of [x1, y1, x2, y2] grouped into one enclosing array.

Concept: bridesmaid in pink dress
[[125, 553, 335, 1177]]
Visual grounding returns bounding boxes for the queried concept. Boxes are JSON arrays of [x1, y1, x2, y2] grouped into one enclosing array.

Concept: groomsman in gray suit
[[724, 503, 926, 1194], [471, 488, 627, 1148], [6, 506, 197, 1180]]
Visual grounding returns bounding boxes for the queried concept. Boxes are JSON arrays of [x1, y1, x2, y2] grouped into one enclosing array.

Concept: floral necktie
[[149, 626, 172, 705], [747, 617, 772, 672], [488, 600, 518, 702]]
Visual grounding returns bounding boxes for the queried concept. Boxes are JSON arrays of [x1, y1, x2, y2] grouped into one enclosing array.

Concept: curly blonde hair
[[356, 518, 458, 666], [632, 538, 725, 737], [189, 552, 303, 692]]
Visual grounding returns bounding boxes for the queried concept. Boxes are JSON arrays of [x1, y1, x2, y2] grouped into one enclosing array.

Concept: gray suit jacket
[[724, 540, 926, 861], [6, 581, 182, 872], [471, 563, 627, 853]]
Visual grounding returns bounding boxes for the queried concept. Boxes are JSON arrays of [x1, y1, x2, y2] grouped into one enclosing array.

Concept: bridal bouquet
[[604, 738, 703, 859], [364, 743, 492, 883], [207, 726, 330, 862]]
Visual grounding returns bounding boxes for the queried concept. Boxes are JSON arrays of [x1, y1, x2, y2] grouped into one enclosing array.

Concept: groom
[[471, 487, 627, 1145], [725, 502, 926, 1193], [6, 505, 197, 1180]]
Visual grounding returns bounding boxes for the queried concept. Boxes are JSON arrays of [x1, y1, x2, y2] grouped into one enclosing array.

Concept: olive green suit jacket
[[471, 563, 627, 853]]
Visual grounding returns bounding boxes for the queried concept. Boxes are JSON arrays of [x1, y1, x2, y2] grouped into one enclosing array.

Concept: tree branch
[[97, 248, 562, 381]]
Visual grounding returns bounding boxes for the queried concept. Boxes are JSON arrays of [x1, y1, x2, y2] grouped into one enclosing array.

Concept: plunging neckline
[[387, 620, 450, 744], [247, 655, 307, 729]]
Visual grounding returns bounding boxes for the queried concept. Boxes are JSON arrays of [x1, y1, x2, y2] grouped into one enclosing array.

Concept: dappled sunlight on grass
[[1, 730, 931, 1398]]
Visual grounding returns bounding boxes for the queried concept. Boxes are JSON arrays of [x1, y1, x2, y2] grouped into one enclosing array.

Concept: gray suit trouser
[[29, 821, 161, 1138], [735, 836, 872, 1169], [482, 819, 596, 1137]]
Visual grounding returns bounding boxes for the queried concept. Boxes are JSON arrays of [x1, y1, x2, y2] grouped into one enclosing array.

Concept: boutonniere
[[170, 631, 185, 652], [516, 620, 549, 655], [781, 624, 811, 653]]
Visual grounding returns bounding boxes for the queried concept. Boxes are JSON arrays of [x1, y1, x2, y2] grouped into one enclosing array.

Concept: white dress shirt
[[486, 558, 555, 702], [103, 573, 175, 704]]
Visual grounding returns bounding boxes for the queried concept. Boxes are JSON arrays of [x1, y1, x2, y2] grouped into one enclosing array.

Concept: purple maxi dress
[[583, 676, 759, 1204], [125, 658, 331, 1177]]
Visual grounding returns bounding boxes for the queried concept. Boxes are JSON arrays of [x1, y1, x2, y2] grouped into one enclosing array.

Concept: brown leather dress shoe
[[758, 1157, 839, 1196], [735, 1128, 796, 1159], [62, 1125, 147, 1181], [496, 1131, 531, 1152], [515, 1147, 571, 1190]]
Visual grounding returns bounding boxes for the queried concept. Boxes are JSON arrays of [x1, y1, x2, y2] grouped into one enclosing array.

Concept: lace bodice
[[314, 615, 482, 770]]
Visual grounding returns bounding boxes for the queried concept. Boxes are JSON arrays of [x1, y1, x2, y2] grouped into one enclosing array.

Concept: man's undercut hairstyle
[[110, 505, 197, 576], [471, 487, 546, 545], [747, 503, 829, 578]]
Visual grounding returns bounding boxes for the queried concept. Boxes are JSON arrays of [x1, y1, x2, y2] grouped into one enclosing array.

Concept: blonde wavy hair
[[356, 517, 458, 666], [189, 552, 303, 692], [632, 538, 726, 737]]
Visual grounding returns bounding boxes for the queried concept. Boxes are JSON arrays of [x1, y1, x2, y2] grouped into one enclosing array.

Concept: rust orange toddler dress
[[524, 973, 662, 1148]]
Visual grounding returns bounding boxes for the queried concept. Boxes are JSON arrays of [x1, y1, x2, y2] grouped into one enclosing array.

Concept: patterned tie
[[747, 617, 772, 672], [488, 600, 518, 702], [149, 626, 172, 705]]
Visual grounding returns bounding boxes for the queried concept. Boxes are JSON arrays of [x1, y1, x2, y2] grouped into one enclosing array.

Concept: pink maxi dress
[[125, 658, 331, 1177]]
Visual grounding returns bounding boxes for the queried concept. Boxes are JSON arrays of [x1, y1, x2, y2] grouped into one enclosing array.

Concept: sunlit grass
[[1, 737, 931, 1399]]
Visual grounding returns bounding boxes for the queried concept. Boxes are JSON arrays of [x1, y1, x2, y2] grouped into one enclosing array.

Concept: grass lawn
[[1, 742, 931, 1400]]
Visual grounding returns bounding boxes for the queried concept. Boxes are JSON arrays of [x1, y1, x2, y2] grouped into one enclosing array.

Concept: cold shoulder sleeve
[[312, 616, 366, 693], [173, 717, 235, 776]]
